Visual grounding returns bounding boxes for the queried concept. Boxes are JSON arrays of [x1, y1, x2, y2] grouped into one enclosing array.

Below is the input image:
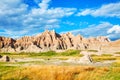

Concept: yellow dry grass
[[1, 65, 109, 80]]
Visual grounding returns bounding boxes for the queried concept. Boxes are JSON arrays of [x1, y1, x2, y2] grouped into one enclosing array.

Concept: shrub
[[0, 52, 11, 55], [92, 57, 116, 62], [115, 52, 120, 54], [28, 51, 57, 57], [101, 54, 112, 56], [91, 54, 98, 57], [87, 50, 98, 52], [60, 49, 82, 56]]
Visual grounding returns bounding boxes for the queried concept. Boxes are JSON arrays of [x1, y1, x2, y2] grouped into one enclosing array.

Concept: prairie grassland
[[0, 50, 83, 59], [0, 65, 111, 80], [1, 50, 120, 80], [92, 56, 116, 62], [91, 54, 117, 62], [91, 54, 120, 62], [0, 63, 120, 80], [115, 52, 120, 54]]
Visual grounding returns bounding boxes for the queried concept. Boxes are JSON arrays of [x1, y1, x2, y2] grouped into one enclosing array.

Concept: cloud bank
[[0, 0, 76, 38], [77, 2, 120, 18], [62, 22, 120, 40], [0, 0, 120, 40]]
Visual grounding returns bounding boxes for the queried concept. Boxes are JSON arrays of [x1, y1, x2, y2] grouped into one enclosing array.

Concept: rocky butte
[[0, 30, 120, 53]]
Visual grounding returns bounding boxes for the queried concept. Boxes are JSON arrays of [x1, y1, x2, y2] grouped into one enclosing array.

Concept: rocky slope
[[0, 30, 119, 53]]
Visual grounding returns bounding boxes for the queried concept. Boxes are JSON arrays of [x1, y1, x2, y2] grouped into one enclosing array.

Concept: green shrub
[[115, 52, 120, 54], [92, 57, 116, 62], [28, 51, 57, 57], [0, 52, 11, 55], [0, 50, 83, 57], [87, 50, 98, 52], [39, 51, 56, 56], [91, 54, 98, 57], [101, 54, 113, 56], [60, 49, 81, 56]]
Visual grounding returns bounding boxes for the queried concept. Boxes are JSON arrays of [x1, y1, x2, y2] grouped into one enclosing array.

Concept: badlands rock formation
[[0, 55, 10, 62], [0, 30, 119, 53]]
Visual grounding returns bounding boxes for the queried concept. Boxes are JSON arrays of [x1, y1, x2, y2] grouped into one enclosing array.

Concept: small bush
[[92, 57, 116, 62], [87, 50, 98, 52], [115, 52, 120, 54], [40, 51, 56, 56], [60, 49, 81, 56], [0, 52, 11, 55], [101, 54, 112, 56], [28, 51, 57, 57], [91, 54, 98, 57]]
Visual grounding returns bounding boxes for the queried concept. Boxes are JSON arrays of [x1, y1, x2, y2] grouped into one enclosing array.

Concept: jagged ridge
[[0, 30, 116, 53]]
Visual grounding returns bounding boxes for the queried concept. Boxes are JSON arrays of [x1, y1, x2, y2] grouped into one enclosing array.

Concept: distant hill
[[0, 30, 120, 53]]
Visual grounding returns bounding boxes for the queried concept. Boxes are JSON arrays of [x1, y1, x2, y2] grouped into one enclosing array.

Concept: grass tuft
[[59, 49, 82, 57], [115, 52, 120, 54], [87, 50, 98, 52]]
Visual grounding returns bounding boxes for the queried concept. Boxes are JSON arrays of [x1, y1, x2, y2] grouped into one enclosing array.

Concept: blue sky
[[0, 0, 120, 40]]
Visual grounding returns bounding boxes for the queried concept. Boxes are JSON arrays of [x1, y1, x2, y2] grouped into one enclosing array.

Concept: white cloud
[[107, 25, 120, 34], [77, 9, 93, 16], [106, 25, 120, 40], [77, 2, 120, 18], [38, 0, 51, 9], [61, 22, 120, 40], [0, 0, 77, 37], [62, 22, 112, 36], [0, 0, 27, 16], [107, 33, 120, 40]]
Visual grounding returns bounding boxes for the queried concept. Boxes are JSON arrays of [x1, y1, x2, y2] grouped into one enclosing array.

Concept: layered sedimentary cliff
[[1, 30, 118, 53]]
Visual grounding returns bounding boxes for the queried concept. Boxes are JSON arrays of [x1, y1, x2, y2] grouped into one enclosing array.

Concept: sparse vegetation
[[0, 50, 83, 59], [59, 49, 82, 56], [87, 50, 98, 52], [0, 66, 18, 78], [28, 51, 57, 57], [111, 60, 120, 67], [91, 54, 98, 57], [100, 67, 120, 80], [101, 54, 113, 56], [115, 52, 120, 54], [1, 50, 120, 80], [92, 57, 116, 62], [91, 54, 115, 62]]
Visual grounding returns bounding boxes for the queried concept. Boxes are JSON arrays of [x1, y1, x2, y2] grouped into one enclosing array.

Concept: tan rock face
[[0, 37, 16, 52], [0, 37, 15, 48], [0, 30, 112, 53], [33, 30, 62, 50], [15, 36, 34, 50], [0, 55, 10, 62]]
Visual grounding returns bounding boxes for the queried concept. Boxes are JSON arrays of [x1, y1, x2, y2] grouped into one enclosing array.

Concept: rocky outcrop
[[0, 30, 114, 53], [0, 55, 10, 62], [0, 37, 15, 48], [101, 40, 120, 53], [0, 37, 16, 52], [79, 55, 93, 63]]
